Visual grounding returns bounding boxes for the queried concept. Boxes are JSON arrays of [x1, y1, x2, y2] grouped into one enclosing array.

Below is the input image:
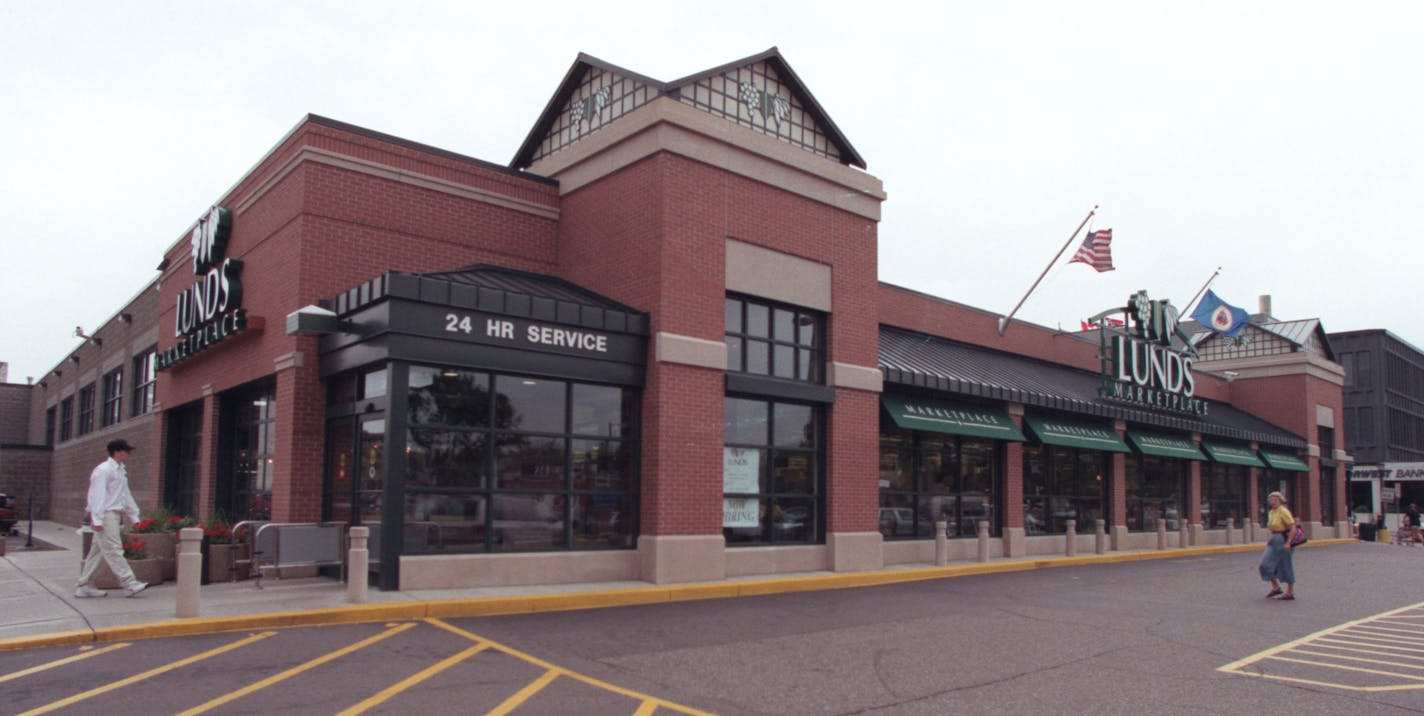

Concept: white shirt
[[87, 457, 140, 527]]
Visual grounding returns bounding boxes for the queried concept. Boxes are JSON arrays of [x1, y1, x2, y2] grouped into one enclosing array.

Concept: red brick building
[[5, 49, 1347, 589]]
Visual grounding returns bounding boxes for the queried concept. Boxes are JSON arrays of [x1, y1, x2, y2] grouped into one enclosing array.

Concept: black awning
[[878, 325, 1305, 449]]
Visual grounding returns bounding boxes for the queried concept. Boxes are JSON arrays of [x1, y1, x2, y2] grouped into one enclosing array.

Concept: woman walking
[[1259, 491, 1297, 601]]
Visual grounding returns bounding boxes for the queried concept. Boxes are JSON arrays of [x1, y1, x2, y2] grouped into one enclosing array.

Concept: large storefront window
[[402, 366, 638, 554], [1319, 426, 1337, 524], [1202, 462, 1247, 529], [1124, 454, 1186, 532], [878, 423, 1000, 539], [163, 402, 203, 516], [1023, 445, 1107, 535], [723, 397, 821, 545], [220, 379, 276, 522], [1259, 469, 1299, 527]]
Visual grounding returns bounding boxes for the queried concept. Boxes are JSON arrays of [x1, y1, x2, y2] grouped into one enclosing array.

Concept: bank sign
[[157, 206, 246, 370], [1094, 291, 1207, 416]]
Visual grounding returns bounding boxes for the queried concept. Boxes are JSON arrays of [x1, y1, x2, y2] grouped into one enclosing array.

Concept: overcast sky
[[2, 1, 1420, 383]]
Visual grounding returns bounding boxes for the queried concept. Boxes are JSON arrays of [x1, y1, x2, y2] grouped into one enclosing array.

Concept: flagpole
[[1181, 266, 1221, 317], [997, 205, 1097, 336]]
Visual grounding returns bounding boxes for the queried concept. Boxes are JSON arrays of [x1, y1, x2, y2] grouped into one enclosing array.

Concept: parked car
[[0, 493, 16, 534]]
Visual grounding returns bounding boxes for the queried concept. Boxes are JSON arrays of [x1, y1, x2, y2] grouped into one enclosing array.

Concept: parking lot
[[3, 542, 1422, 714]]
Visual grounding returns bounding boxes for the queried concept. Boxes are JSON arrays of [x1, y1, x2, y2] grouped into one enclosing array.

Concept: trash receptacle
[[1358, 523, 1377, 542]]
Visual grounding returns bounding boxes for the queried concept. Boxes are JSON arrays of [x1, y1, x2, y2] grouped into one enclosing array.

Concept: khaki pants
[[78, 511, 140, 590]]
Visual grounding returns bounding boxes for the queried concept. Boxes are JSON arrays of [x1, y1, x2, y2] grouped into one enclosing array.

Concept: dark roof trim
[[510, 48, 865, 169], [332, 265, 649, 336], [305, 114, 558, 186], [879, 326, 1306, 449]]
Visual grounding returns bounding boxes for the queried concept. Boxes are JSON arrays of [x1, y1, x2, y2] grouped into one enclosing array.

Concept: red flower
[[131, 519, 158, 533]]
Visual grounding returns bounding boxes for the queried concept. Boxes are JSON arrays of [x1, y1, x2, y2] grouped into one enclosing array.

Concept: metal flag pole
[[998, 205, 1097, 336], [1181, 266, 1221, 317]]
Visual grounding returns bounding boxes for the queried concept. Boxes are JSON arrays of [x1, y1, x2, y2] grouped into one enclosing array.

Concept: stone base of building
[[638, 534, 727, 584], [829, 531, 883, 572], [400, 550, 639, 590]]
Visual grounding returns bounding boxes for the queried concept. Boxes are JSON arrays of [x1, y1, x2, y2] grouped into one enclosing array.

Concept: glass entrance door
[[326, 415, 384, 526]]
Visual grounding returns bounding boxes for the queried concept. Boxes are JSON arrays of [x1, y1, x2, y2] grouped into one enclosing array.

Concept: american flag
[[1068, 229, 1114, 272]]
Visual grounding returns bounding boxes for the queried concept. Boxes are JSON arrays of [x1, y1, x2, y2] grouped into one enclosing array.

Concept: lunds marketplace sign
[[157, 207, 247, 370], [1093, 291, 1207, 416]]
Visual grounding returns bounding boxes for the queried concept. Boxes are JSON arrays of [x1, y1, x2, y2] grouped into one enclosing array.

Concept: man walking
[[75, 439, 148, 598]]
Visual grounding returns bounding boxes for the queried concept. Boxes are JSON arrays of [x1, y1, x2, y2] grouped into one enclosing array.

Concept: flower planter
[[207, 543, 236, 583], [91, 558, 163, 589], [142, 532, 177, 582]]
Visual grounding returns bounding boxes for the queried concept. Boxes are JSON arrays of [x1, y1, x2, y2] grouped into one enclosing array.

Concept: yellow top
[[1267, 505, 1295, 534]]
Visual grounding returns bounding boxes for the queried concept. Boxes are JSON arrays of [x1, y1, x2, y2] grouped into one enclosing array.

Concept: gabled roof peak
[[511, 48, 865, 170]]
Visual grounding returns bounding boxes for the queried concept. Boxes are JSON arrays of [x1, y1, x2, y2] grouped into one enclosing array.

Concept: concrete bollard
[[348, 526, 369, 604], [976, 520, 990, 563], [1094, 519, 1106, 554], [934, 521, 949, 566], [1226, 518, 1237, 545], [1156, 519, 1167, 550], [176, 527, 202, 618], [1248, 521, 1257, 543], [1065, 519, 1077, 557], [1242, 519, 1250, 545], [1179, 521, 1190, 549]]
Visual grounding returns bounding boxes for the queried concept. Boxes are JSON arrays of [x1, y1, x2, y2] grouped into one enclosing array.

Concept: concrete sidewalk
[[0, 520, 1359, 652]]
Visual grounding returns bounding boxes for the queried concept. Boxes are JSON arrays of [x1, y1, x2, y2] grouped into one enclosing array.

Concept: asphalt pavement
[[0, 519, 1366, 654]]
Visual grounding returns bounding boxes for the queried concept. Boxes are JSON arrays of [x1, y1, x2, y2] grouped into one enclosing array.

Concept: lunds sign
[[157, 206, 247, 370], [1092, 291, 1207, 416]]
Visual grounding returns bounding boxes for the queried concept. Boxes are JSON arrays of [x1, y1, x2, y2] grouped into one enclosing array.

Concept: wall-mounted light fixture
[[118, 313, 133, 324], [285, 305, 350, 336], [69, 355, 80, 365], [74, 326, 101, 347]]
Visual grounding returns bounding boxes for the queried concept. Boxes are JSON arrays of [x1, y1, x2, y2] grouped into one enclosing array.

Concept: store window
[[45, 406, 56, 447], [77, 384, 96, 436], [1319, 426, 1337, 523], [725, 296, 823, 382], [1259, 470, 1298, 528], [59, 398, 73, 442], [1202, 462, 1247, 530], [101, 367, 124, 428], [1124, 454, 1186, 532], [723, 396, 821, 545], [401, 366, 639, 554], [878, 421, 999, 539], [1023, 445, 1106, 535], [163, 402, 203, 516], [222, 379, 276, 522], [131, 348, 156, 417]]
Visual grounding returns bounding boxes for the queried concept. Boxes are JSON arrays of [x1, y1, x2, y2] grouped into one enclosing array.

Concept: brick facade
[[1, 51, 1347, 588]]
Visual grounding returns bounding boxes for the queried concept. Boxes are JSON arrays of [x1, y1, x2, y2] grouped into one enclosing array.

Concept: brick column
[[1246, 467, 1260, 532], [271, 343, 324, 522], [636, 358, 725, 583], [1003, 404, 1026, 556], [194, 390, 220, 519], [826, 388, 882, 571], [1188, 459, 1203, 525], [1110, 420, 1128, 549]]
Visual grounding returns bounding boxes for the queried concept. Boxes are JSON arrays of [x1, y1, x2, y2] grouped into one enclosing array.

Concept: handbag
[[1289, 524, 1307, 547]]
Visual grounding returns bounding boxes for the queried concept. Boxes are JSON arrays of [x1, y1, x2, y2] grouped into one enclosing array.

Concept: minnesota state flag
[[1191, 290, 1251, 340]]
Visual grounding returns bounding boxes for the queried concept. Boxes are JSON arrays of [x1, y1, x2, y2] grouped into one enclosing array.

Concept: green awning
[[1126, 431, 1206, 460], [881, 395, 1025, 441], [1202, 440, 1266, 467], [1260, 449, 1310, 472], [1023, 415, 1129, 452]]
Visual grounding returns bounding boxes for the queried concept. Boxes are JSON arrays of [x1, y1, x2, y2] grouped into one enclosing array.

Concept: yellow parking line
[[1319, 635, 1424, 654], [1264, 654, 1424, 682], [177, 622, 417, 716], [336, 641, 491, 716], [17, 631, 276, 716], [633, 700, 659, 716], [0, 643, 130, 685], [1220, 601, 1424, 678], [1305, 642, 1424, 662], [487, 668, 560, 716], [1348, 625, 1424, 641], [425, 618, 713, 716], [1292, 648, 1424, 670]]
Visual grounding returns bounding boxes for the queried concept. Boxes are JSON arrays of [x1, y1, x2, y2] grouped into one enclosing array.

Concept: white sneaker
[[75, 585, 107, 598], [124, 582, 148, 598]]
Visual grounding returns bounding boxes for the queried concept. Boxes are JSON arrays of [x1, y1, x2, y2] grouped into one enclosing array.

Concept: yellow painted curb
[[0, 538, 1364, 652]]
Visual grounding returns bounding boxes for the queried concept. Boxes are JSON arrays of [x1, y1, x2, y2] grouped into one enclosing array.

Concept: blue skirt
[[1259, 533, 1295, 584]]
